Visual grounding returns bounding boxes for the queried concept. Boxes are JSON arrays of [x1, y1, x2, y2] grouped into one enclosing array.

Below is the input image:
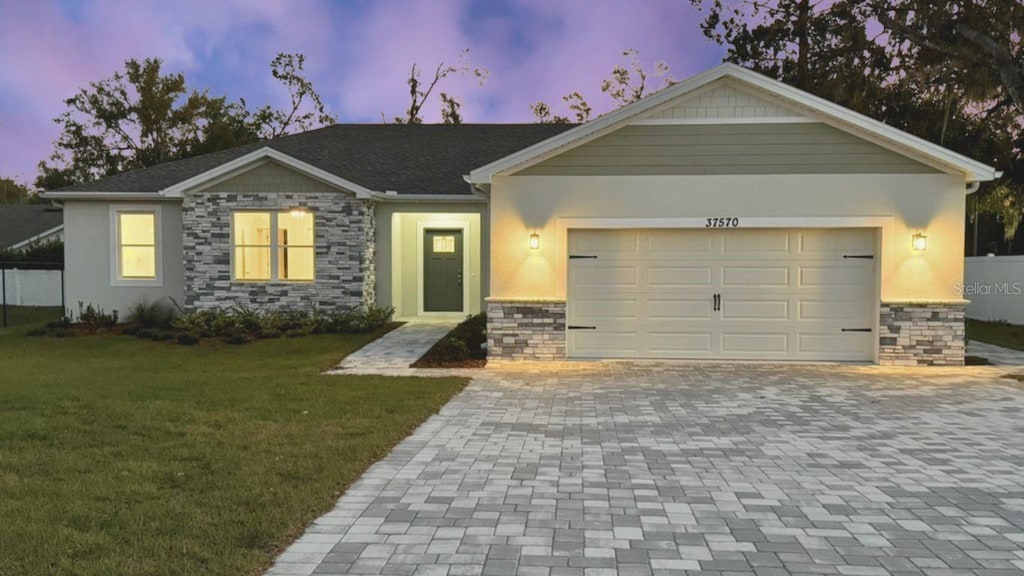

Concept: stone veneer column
[[486, 298, 566, 360], [183, 192, 375, 311], [878, 301, 967, 366]]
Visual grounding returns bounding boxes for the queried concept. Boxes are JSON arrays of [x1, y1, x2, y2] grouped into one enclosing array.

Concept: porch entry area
[[389, 212, 482, 320]]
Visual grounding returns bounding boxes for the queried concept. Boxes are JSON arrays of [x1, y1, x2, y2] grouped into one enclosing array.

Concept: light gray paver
[[968, 341, 1024, 365], [269, 362, 1024, 576], [328, 319, 459, 374]]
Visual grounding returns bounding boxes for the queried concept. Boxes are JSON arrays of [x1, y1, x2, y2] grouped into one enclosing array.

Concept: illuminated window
[[116, 211, 157, 279], [432, 235, 456, 254], [232, 211, 315, 281]]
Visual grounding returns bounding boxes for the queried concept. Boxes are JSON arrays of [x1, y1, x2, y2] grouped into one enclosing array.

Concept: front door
[[424, 229, 463, 312]]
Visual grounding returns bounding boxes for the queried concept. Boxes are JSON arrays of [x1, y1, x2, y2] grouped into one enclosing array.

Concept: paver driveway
[[270, 363, 1024, 576]]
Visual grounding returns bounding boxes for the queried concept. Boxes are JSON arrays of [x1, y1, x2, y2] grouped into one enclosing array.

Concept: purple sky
[[0, 0, 726, 183]]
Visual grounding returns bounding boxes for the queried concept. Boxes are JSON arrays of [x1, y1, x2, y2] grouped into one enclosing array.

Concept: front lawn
[[967, 318, 1024, 351], [0, 320, 466, 576]]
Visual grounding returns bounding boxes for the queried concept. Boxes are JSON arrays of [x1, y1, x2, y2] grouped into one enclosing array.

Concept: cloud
[[0, 0, 724, 182]]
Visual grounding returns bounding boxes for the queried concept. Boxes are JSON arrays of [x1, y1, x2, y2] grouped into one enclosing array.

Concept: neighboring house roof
[[468, 63, 1001, 185], [47, 124, 574, 198], [0, 204, 64, 251]]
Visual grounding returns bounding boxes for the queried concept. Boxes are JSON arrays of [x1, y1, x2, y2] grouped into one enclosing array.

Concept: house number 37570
[[705, 217, 740, 228]]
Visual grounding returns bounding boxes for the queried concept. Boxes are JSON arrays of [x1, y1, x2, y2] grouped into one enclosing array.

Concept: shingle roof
[[0, 204, 64, 250], [53, 124, 575, 195]]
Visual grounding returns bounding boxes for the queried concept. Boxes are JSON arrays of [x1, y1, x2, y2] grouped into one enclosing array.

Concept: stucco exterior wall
[[62, 200, 185, 318], [374, 201, 487, 318], [489, 173, 967, 304]]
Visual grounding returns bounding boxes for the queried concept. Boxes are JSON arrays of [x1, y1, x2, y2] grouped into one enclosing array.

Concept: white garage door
[[567, 228, 877, 361]]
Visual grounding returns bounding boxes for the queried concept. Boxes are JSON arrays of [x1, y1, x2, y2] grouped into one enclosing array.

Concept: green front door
[[424, 229, 463, 312]]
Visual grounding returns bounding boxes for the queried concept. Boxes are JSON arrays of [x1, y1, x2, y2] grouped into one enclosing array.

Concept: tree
[[531, 49, 671, 124], [247, 53, 336, 138], [37, 53, 335, 190], [689, 0, 1023, 253], [391, 50, 487, 125], [0, 176, 36, 203]]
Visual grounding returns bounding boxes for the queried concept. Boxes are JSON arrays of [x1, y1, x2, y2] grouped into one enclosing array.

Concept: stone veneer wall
[[487, 299, 566, 360], [183, 192, 375, 310], [879, 302, 966, 366]]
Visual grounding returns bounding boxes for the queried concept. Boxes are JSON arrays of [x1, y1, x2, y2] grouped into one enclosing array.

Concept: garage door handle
[[568, 325, 597, 330], [843, 255, 875, 259], [842, 328, 873, 332], [713, 293, 721, 311], [569, 255, 598, 259]]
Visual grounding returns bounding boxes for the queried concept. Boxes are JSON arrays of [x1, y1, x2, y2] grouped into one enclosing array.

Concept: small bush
[[77, 302, 118, 331], [126, 299, 174, 328], [430, 337, 471, 362], [176, 333, 200, 346], [224, 334, 251, 345]]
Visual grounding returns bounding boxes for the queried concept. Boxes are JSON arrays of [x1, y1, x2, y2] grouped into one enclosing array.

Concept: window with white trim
[[115, 211, 158, 280], [232, 211, 315, 281]]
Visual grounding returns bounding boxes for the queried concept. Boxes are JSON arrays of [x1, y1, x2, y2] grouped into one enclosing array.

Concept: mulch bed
[[410, 357, 487, 369]]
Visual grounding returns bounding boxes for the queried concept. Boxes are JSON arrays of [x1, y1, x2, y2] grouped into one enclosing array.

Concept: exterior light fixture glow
[[289, 208, 308, 218], [529, 232, 540, 250], [912, 232, 928, 251]]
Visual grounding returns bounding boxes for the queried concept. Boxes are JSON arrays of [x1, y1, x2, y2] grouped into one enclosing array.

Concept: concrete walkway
[[271, 362, 1024, 576], [968, 341, 1024, 365], [328, 319, 459, 375]]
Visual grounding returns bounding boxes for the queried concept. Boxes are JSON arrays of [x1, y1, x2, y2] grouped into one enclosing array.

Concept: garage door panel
[[723, 229, 791, 253], [647, 332, 712, 353], [571, 265, 639, 288], [648, 298, 712, 319], [572, 298, 639, 319], [799, 229, 875, 255], [648, 266, 713, 287], [721, 266, 790, 287], [721, 299, 789, 320], [800, 265, 873, 287], [567, 228, 876, 362], [721, 333, 789, 353], [647, 230, 715, 254]]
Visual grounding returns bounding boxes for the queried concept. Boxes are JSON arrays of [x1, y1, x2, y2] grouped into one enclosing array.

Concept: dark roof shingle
[[0, 205, 64, 250], [54, 124, 575, 195]]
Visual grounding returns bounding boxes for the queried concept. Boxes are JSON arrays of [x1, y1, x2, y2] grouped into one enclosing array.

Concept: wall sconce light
[[289, 208, 308, 218], [912, 232, 928, 251], [529, 232, 541, 250]]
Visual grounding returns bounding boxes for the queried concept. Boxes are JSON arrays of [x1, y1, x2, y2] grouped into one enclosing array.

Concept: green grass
[[0, 317, 466, 576], [1, 305, 63, 328], [967, 318, 1024, 351]]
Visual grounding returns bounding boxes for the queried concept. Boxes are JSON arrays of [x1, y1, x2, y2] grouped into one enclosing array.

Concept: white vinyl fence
[[964, 256, 1024, 324], [1, 268, 63, 307]]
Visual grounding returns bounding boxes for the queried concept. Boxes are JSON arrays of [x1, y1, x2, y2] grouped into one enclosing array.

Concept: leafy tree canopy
[[0, 176, 38, 203], [37, 53, 335, 190]]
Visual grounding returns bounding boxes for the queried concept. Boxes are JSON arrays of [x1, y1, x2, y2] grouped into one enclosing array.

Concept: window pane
[[432, 235, 456, 253], [235, 246, 271, 280], [120, 213, 155, 245], [278, 211, 314, 246], [233, 212, 271, 246], [121, 246, 156, 278], [278, 247, 314, 281]]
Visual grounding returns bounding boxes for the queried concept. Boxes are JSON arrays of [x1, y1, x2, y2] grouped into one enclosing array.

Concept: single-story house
[[0, 204, 64, 252], [43, 64, 999, 366]]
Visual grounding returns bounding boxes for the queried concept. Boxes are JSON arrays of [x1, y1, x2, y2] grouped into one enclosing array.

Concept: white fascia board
[[373, 193, 486, 203], [160, 147, 378, 198], [41, 191, 174, 201], [7, 224, 64, 251], [468, 62, 1000, 183]]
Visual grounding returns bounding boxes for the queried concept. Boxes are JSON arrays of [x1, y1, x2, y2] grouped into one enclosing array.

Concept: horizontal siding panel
[[518, 123, 937, 176]]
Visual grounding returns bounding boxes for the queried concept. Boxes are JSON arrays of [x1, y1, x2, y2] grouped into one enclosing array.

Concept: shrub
[[176, 333, 200, 346], [77, 302, 118, 331], [430, 336, 471, 362], [126, 299, 174, 328]]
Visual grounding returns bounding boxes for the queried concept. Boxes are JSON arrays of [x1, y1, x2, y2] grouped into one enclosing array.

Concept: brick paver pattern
[[269, 363, 1024, 576]]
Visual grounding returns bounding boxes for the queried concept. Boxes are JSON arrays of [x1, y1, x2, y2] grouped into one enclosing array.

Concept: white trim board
[[109, 204, 163, 287], [467, 63, 999, 184], [7, 224, 64, 251], [416, 220, 471, 317]]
